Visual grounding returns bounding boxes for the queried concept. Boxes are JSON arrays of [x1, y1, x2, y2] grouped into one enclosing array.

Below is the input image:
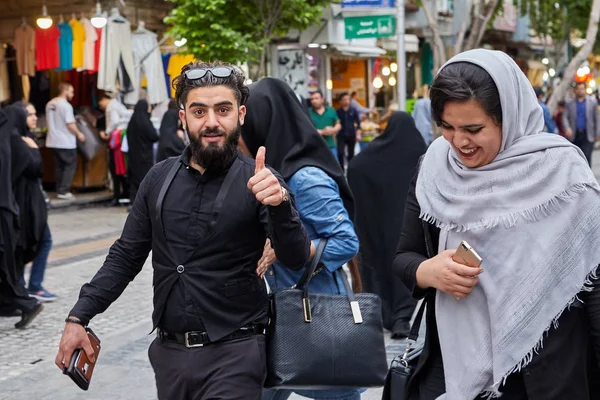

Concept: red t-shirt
[[91, 27, 103, 73], [35, 25, 60, 71]]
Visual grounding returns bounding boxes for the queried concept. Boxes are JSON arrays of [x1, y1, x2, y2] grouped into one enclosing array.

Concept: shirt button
[[269, 270, 274, 276], [176, 265, 185, 273]]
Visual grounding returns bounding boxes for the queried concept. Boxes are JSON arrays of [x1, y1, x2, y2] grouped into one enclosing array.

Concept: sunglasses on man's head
[[184, 67, 233, 80]]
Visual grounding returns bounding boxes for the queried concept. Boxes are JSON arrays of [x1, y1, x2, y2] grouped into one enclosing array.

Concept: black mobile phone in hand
[[63, 327, 101, 391]]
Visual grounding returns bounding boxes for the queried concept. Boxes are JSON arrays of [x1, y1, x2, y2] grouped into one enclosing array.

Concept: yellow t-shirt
[[69, 19, 86, 69], [167, 54, 195, 98]]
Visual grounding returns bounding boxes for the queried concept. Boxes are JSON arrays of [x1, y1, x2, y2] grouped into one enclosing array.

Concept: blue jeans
[[28, 224, 52, 292], [262, 389, 361, 400]]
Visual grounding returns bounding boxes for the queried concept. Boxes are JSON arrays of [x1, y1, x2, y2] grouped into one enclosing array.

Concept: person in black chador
[[157, 100, 186, 162], [126, 99, 159, 203], [347, 112, 426, 339], [55, 61, 310, 399], [0, 107, 44, 328]]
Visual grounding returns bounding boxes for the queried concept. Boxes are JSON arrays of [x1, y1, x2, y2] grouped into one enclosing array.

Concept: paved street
[[1, 149, 600, 400]]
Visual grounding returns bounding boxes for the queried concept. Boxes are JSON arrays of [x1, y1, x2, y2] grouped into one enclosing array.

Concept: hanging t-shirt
[[91, 27, 102, 73], [35, 25, 60, 71], [14, 25, 36, 77], [69, 19, 86, 69], [57, 22, 73, 71], [166, 54, 195, 98], [81, 18, 98, 71], [0, 49, 10, 102]]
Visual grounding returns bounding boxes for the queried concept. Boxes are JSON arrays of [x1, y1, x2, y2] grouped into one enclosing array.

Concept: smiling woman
[[430, 62, 503, 168]]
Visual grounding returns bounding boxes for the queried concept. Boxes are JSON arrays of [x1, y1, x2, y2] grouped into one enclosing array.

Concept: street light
[[36, 5, 53, 29]]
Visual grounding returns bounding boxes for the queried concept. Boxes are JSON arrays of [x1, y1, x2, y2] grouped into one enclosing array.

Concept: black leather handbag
[[381, 291, 427, 399], [265, 239, 388, 389]]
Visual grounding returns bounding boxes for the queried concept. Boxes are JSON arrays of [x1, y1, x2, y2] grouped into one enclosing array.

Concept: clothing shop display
[[92, 27, 102, 73], [97, 13, 136, 101], [166, 54, 194, 98], [57, 22, 74, 71], [81, 18, 98, 72], [35, 25, 60, 71], [128, 31, 169, 105], [14, 24, 36, 77], [69, 19, 86, 70], [21, 76, 30, 102], [0, 50, 10, 102]]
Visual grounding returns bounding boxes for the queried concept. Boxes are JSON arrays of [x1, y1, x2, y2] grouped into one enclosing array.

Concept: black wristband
[[65, 317, 86, 327]]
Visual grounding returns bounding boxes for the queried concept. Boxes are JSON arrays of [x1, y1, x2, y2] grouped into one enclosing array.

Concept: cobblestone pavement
[[1, 150, 599, 399]]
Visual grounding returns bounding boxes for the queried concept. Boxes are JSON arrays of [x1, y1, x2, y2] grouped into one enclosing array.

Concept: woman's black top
[[393, 170, 600, 400]]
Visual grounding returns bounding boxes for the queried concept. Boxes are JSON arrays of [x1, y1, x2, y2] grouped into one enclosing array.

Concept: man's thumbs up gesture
[[247, 146, 286, 206]]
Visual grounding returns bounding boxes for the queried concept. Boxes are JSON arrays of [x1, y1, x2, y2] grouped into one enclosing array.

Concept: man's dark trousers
[[53, 149, 78, 195], [149, 334, 266, 399], [575, 129, 594, 166], [337, 135, 356, 169]]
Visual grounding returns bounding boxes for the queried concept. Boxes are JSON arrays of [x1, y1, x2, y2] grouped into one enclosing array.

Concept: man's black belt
[[157, 324, 266, 348]]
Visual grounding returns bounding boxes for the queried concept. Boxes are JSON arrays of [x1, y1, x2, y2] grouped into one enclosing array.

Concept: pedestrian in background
[[14, 102, 56, 302], [157, 99, 186, 162], [395, 49, 600, 399], [533, 86, 558, 133], [98, 93, 131, 206], [242, 77, 361, 400], [412, 86, 434, 145], [55, 61, 310, 399], [336, 92, 361, 170], [554, 100, 566, 137], [562, 81, 600, 165], [126, 99, 159, 203], [45, 82, 86, 200], [309, 89, 340, 157], [0, 107, 44, 328], [348, 112, 426, 340]]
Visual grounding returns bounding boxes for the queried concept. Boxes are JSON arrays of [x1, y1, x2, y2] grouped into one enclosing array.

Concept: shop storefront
[[0, 2, 177, 195]]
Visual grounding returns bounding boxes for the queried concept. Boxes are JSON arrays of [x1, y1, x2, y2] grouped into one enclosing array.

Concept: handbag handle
[[295, 238, 328, 323]]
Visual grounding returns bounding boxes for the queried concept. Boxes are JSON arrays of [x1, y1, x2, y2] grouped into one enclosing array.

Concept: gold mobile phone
[[453, 240, 482, 268]]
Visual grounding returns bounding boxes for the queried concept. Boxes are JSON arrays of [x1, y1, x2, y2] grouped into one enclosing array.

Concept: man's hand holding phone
[[416, 248, 484, 299]]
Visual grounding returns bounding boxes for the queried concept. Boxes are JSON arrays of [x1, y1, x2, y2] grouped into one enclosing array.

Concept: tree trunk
[[421, 0, 447, 72], [257, 42, 268, 79], [455, 0, 473, 54], [464, 0, 499, 51], [548, 0, 600, 112]]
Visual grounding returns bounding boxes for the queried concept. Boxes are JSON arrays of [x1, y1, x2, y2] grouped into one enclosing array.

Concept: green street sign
[[344, 15, 396, 39]]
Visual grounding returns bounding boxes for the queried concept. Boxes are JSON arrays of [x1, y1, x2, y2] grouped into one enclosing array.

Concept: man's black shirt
[[70, 150, 310, 340]]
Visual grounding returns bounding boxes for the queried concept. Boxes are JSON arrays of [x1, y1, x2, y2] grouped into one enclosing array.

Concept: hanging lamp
[[91, 2, 107, 28], [36, 5, 53, 29]]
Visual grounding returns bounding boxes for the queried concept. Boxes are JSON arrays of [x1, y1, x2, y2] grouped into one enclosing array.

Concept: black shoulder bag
[[265, 238, 388, 389]]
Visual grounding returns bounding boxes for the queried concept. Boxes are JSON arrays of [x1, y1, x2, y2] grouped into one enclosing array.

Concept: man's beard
[[188, 122, 240, 172]]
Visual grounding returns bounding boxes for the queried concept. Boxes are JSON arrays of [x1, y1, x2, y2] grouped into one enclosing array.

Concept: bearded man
[[55, 61, 310, 399]]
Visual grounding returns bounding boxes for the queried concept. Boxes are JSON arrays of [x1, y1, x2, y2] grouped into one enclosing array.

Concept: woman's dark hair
[[430, 62, 502, 126]]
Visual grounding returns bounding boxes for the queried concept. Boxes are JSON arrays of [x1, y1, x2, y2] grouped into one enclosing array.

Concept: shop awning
[[331, 44, 387, 57], [381, 34, 420, 53]]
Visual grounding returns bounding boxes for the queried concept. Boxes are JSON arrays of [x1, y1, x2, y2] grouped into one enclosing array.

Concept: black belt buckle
[[184, 331, 207, 348]]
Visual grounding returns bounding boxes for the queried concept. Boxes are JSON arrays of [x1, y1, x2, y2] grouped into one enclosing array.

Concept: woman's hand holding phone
[[416, 249, 484, 299]]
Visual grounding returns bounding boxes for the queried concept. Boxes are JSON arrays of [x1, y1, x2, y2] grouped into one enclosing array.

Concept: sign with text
[[342, 0, 396, 7], [344, 15, 396, 39]]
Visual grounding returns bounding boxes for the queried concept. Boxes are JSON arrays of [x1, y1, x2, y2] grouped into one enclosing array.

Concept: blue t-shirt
[[576, 99, 587, 131], [58, 22, 73, 71]]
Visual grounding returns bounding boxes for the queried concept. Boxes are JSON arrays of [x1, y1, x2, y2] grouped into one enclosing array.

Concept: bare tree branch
[[421, 0, 447, 71], [548, 0, 600, 112], [465, 0, 499, 50], [455, 0, 473, 54]]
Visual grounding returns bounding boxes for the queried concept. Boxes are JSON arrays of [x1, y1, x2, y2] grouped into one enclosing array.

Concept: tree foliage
[[164, 0, 331, 78]]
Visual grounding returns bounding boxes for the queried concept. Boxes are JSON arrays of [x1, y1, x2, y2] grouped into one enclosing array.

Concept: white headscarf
[[416, 49, 600, 399]]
